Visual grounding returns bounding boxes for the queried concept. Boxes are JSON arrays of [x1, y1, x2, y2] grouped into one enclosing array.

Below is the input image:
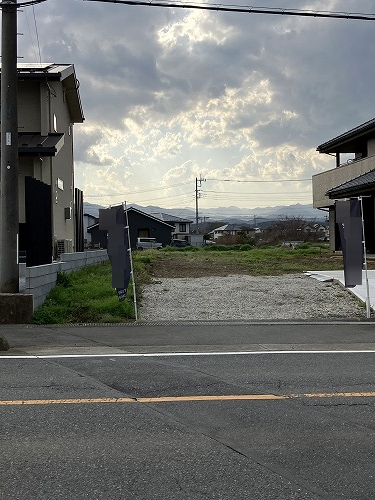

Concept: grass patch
[[32, 256, 152, 324], [151, 245, 375, 276], [32, 246, 374, 324]]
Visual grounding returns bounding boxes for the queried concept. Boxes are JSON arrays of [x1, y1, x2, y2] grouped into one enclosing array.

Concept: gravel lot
[[139, 274, 366, 321]]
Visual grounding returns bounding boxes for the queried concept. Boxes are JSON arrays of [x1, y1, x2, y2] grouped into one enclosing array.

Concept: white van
[[136, 237, 163, 250]]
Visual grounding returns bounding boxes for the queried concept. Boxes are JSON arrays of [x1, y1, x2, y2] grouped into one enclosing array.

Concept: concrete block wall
[[23, 250, 108, 310]]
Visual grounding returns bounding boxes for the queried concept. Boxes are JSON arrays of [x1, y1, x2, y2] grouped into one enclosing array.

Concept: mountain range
[[83, 202, 327, 224]]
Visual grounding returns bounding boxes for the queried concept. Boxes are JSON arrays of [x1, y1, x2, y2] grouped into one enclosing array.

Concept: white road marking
[[1, 350, 375, 359]]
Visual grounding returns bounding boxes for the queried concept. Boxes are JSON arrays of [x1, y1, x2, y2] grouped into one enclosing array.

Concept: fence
[[20, 250, 108, 310]]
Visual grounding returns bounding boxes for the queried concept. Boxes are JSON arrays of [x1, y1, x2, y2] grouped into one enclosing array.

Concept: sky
[[13, 0, 375, 214]]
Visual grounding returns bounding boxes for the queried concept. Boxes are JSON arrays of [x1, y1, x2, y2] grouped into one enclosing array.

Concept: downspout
[[46, 80, 55, 260]]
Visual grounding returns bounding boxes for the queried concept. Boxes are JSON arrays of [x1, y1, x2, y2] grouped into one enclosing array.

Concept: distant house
[[83, 213, 98, 248], [87, 206, 174, 249], [0, 63, 84, 266], [209, 224, 254, 240], [302, 223, 329, 241], [312, 118, 375, 252], [151, 213, 192, 241]]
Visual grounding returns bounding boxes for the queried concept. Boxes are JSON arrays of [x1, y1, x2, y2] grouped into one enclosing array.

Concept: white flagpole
[[359, 196, 371, 319], [123, 201, 138, 321]]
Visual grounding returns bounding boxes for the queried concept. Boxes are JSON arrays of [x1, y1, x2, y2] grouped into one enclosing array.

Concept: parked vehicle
[[170, 239, 190, 247], [136, 237, 163, 250]]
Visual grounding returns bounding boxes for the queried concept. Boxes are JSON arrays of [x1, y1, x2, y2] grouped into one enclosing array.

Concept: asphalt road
[[1, 322, 375, 499]]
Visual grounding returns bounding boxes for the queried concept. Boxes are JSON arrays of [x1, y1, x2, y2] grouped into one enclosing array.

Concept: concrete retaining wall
[[23, 250, 108, 310]]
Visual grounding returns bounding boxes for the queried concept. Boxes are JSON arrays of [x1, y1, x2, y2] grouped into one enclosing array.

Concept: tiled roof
[[210, 224, 252, 233], [326, 169, 375, 198], [151, 212, 192, 223]]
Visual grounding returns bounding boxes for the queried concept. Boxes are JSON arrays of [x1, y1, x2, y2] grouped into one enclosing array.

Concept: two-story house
[[312, 118, 375, 253], [0, 63, 84, 266], [151, 212, 192, 241], [209, 224, 253, 240]]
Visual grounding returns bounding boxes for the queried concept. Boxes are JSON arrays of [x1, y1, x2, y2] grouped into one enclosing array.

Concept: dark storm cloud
[[17, 0, 375, 153]]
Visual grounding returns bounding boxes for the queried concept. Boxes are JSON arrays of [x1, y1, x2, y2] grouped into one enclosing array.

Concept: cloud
[[15, 0, 375, 209]]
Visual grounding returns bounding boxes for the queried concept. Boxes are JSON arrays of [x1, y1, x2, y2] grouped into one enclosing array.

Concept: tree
[[264, 217, 317, 244]]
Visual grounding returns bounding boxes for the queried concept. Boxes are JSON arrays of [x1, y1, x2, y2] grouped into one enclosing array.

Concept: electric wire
[[22, 8, 39, 64], [206, 178, 311, 182], [83, 181, 192, 198], [32, 5, 42, 65], [202, 190, 312, 194], [83, 0, 375, 21]]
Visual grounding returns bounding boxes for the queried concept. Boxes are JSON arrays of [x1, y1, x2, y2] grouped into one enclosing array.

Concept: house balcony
[[312, 154, 375, 208]]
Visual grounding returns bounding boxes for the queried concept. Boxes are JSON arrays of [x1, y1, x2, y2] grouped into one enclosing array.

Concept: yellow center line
[[1, 392, 375, 406], [137, 394, 286, 402], [299, 392, 375, 398], [0, 397, 135, 406]]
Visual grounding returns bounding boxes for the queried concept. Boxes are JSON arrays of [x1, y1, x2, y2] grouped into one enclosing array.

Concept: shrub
[[55, 271, 72, 287], [294, 243, 310, 250]]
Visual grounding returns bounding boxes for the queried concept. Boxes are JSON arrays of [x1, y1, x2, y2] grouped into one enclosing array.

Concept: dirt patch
[[149, 253, 249, 278]]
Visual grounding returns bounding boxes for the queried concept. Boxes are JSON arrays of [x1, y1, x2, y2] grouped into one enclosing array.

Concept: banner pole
[[124, 201, 138, 321], [359, 196, 371, 319]]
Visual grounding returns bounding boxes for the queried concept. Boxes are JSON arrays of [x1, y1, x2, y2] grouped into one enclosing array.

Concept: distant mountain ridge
[[83, 202, 326, 223]]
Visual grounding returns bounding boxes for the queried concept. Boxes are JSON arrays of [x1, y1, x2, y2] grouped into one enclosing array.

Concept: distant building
[[209, 224, 253, 240], [83, 213, 98, 248], [151, 213, 193, 241], [88, 206, 175, 249]]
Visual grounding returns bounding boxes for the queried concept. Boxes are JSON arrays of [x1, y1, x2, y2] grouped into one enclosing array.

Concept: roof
[[210, 224, 252, 233], [0, 63, 84, 123], [0, 133, 64, 157], [151, 212, 193, 223], [326, 169, 375, 198], [87, 206, 175, 231], [17, 133, 64, 156], [317, 118, 375, 154]]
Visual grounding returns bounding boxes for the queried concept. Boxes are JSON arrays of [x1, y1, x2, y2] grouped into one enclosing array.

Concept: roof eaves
[[317, 118, 375, 153], [126, 207, 175, 228]]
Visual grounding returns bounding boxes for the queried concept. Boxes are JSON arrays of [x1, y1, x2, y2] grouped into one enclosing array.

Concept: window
[[179, 223, 186, 232]]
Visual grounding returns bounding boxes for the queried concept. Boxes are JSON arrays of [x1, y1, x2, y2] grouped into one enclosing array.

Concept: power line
[[83, 180, 192, 197], [84, 191, 194, 202], [84, 0, 375, 21], [206, 178, 312, 182], [31, 5, 42, 64], [203, 190, 312, 194]]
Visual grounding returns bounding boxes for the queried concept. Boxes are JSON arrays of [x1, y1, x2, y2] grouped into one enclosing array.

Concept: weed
[[55, 271, 72, 287]]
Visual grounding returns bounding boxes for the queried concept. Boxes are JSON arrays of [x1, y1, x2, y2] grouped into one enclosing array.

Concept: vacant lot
[[147, 246, 364, 278], [33, 246, 372, 323], [140, 247, 369, 321]]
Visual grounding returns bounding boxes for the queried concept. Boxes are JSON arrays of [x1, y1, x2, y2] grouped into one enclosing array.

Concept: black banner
[[335, 199, 363, 288]]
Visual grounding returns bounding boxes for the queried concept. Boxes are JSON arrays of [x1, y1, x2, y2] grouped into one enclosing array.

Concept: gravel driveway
[[139, 274, 366, 321]]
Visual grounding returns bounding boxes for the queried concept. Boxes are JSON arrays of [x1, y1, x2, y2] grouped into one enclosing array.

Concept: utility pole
[[0, 0, 45, 292], [195, 175, 205, 229], [1, 0, 19, 292]]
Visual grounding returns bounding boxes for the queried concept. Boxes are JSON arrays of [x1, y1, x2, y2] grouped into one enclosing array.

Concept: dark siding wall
[[25, 176, 52, 266], [89, 210, 173, 249], [75, 188, 84, 252], [363, 195, 375, 253], [89, 226, 108, 249], [127, 211, 173, 247]]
